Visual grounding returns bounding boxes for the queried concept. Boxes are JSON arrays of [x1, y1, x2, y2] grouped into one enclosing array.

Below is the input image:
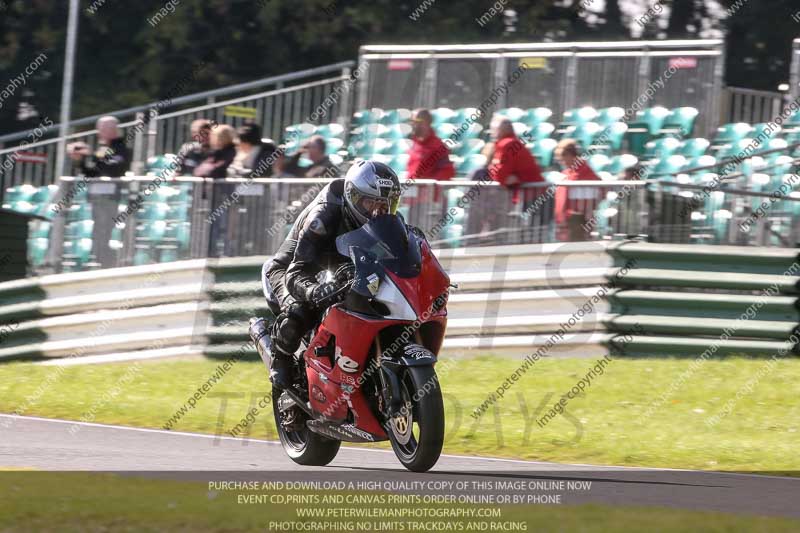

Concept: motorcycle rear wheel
[[387, 365, 444, 473], [272, 389, 341, 466]]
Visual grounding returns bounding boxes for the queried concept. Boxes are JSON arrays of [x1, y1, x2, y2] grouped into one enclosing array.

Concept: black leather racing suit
[[262, 178, 354, 359]]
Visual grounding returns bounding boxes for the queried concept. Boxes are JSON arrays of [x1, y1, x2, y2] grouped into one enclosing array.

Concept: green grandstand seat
[[632, 106, 671, 135], [458, 154, 487, 174], [679, 138, 710, 157], [141, 220, 168, 242], [561, 106, 598, 126], [751, 122, 781, 141], [596, 122, 628, 152], [525, 107, 553, 128], [315, 123, 346, 139], [715, 138, 756, 162], [785, 109, 800, 127], [740, 155, 767, 177], [68, 220, 94, 240], [606, 154, 639, 175], [159, 249, 179, 263], [72, 238, 94, 264], [66, 202, 92, 222], [453, 108, 479, 125], [438, 224, 464, 248], [496, 107, 527, 122], [133, 249, 153, 266], [460, 123, 483, 140], [435, 123, 456, 139], [528, 122, 555, 142], [28, 237, 49, 267], [757, 138, 788, 155], [30, 220, 51, 240], [431, 107, 457, 125], [379, 108, 412, 125], [650, 155, 688, 176], [285, 123, 315, 141], [352, 109, 372, 126], [391, 154, 409, 173], [139, 202, 171, 221], [596, 107, 625, 127], [325, 137, 345, 154], [375, 138, 410, 155], [146, 154, 179, 174], [455, 138, 485, 157], [8, 184, 37, 202], [644, 137, 682, 160], [713, 123, 753, 146], [587, 154, 611, 173], [683, 155, 716, 173], [378, 123, 412, 140], [562, 122, 602, 151], [511, 122, 529, 137], [662, 107, 699, 137], [531, 139, 558, 167]]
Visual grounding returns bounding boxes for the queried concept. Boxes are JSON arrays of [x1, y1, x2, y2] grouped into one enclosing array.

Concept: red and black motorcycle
[[251, 214, 451, 472]]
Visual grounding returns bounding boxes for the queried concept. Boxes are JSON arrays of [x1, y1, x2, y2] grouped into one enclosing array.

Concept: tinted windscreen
[[336, 214, 422, 278]]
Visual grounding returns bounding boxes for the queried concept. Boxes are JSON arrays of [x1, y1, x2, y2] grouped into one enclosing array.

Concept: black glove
[[334, 263, 356, 286], [306, 280, 348, 309]]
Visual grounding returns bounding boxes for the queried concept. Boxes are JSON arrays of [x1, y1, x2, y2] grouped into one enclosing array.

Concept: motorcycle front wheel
[[272, 389, 341, 466], [387, 365, 445, 473]]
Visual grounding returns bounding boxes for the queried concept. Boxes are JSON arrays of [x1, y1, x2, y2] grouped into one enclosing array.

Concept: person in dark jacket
[[276, 135, 339, 178], [230, 122, 276, 178], [193, 124, 236, 178], [179, 119, 215, 175], [262, 160, 401, 388], [67, 116, 131, 177]]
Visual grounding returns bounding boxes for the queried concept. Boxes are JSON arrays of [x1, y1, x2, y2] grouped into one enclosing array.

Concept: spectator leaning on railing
[[277, 135, 339, 178], [472, 115, 544, 203], [178, 119, 215, 176], [229, 122, 276, 178], [66, 115, 131, 177], [407, 108, 455, 182], [553, 138, 602, 241], [193, 124, 236, 179]]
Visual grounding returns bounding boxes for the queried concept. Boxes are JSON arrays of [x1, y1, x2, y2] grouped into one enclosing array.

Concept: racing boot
[[268, 347, 294, 391], [249, 317, 293, 390]]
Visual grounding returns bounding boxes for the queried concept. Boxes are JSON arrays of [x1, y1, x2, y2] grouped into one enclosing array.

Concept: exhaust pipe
[[249, 317, 272, 369]]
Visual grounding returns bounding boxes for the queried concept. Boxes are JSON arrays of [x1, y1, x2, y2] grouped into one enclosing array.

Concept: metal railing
[[16, 160, 800, 276], [358, 40, 725, 137], [722, 86, 787, 124], [0, 62, 355, 198]]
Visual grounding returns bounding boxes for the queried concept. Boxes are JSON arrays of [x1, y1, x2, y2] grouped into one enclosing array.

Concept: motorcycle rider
[[261, 160, 402, 389]]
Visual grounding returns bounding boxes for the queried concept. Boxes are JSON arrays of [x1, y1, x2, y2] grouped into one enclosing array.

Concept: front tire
[[272, 389, 341, 466], [387, 365, 444, 473]]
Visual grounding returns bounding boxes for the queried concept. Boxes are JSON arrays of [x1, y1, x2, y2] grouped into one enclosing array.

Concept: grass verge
[[0, 356, 798, 472]]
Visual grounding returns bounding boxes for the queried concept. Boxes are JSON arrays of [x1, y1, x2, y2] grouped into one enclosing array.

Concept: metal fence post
[[791, 38, 800, 103], [146, 108, 159, 161], [564, 48, 578, 112], [338, 67, 353, 128], [131, 112, 146, 175]]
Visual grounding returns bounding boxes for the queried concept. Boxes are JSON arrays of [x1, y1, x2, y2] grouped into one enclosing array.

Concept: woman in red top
[[553, 138, 602, 241]]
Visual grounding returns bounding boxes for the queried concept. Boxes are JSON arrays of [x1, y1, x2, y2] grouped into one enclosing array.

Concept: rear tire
[[272, 389, 341, 466], [387, 365, 444, 473]]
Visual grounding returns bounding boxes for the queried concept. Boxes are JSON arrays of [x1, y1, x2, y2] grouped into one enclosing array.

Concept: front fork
[[375, 337, 437, 419]]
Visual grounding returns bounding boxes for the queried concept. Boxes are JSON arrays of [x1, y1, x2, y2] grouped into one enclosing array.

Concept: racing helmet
[[343, 160, 401, 227]]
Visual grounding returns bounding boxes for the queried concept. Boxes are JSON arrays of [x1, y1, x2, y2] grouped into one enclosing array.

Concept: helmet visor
[[351, 190, 400, 221]]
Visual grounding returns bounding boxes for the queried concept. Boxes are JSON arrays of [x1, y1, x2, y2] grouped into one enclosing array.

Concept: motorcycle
[[250, 214, 451, 472]]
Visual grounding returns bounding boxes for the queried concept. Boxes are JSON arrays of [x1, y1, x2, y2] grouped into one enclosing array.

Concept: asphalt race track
[[1, 414, 798, 519]]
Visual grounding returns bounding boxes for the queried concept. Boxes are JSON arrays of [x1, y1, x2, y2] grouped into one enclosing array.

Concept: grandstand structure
[[1, 40, 800, 276]]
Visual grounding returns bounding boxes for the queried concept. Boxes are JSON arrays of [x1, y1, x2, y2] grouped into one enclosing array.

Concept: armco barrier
[[0, 242, 611, 363], [603, 241, 800, 357]]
